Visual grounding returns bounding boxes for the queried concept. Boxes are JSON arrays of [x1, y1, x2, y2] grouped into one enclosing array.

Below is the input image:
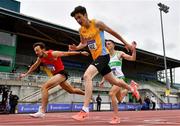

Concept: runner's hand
[[19, 73, 27, 79], [132, 41, 137, 49], [125, 43, 133, 52], [81, 51, 89, 56], [69, 44, 77, 51], [129, 41, 137, 52]]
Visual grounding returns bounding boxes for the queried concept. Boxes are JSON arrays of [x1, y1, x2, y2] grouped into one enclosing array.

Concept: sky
[[18, 0, 180, 83]]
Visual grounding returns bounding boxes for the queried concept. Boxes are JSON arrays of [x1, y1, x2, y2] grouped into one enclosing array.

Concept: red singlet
[[40, 50, 64, 74]]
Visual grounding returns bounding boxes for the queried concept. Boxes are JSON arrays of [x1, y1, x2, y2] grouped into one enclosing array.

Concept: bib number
[[46, 64, 55, 72], [112, 68, 118, 76], [87, 40, 97, 50]]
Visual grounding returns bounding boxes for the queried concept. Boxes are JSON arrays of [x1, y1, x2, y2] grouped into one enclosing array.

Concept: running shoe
[[29, 106, 45, 118], [130, 80, 140, 100], [109, 116, 121, 124], [29, 111, 45, 118], [130, 80, 139, 88], [72, 110, 89, 121]]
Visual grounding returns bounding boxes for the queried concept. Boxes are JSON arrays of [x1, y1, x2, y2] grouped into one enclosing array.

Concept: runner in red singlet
[[20, 42, 89, 118]]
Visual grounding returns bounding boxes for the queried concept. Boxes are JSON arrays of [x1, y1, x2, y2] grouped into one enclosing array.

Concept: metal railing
[[0, 72, 49, 83], [0, 72, 111, 88]]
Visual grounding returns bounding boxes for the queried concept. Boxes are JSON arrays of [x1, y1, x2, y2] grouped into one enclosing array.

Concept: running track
[[0, 110, 180, 125]]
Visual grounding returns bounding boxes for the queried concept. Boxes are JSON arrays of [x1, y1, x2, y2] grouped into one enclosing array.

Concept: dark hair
[[33, 42, 46, 49], [105, 39, 115, 46], [71, 6, 87, 17]]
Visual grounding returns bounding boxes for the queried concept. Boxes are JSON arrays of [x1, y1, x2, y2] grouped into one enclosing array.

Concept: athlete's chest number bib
[[46, 64, 55, 72], [112, 68, 118, 76], [87, 40, 97, 50], [111, 67, 123, 77]]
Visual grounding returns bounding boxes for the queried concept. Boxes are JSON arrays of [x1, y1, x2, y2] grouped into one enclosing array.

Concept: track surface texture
[[0, 110, 180, 126]]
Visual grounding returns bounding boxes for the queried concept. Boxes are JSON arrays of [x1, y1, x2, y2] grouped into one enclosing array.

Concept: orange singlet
[[80, 19, 109, 60]]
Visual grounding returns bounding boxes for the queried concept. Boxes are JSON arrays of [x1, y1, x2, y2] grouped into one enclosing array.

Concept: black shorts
[[54, 70, 69, 81], [91, 54, 111, 76]]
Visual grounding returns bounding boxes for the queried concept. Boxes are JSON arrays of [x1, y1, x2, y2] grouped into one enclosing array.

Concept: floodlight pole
[[158, 3, 170, 103]]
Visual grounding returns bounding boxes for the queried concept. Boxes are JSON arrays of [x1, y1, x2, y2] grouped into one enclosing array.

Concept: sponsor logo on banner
[[161, 103, 172, 109], [47, 104, 71, 111], [72, 103, 93, 111], [171, 103, 180, 109], [118, 104, 126, 110], [18, 103, 40, 113], [118, 103, 142, 111]]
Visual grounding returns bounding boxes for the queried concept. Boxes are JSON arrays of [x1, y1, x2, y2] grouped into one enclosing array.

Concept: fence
[[17, 102, 180, 113]]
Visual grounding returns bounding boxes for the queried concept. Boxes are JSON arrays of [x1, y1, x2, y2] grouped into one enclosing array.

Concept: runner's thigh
[[43, 74, 66, 90]]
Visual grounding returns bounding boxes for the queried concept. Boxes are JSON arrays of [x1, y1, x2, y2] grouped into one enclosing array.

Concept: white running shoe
[[29, 111, 45, 118]]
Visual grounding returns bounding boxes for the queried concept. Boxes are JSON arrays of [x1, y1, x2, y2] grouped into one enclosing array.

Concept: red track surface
[[0, 110, 180, 126]]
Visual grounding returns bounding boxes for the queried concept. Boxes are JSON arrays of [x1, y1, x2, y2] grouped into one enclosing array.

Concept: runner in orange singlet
[[69, 6, 140, 122]]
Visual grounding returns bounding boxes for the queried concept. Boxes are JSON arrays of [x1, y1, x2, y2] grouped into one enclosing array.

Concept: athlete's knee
[[67, 89, 74, 94], [66, 88, 75, 94], [67, 90, 73, 94], [83, 74, 92, 82], [107, 77, 119, 86], [41, 85, 45, 90], [41, 83, 49, 91], [114, 79, 124, 86], [109, 91, 116, 97]]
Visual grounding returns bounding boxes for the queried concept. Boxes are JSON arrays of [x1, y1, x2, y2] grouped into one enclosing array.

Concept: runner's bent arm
[[69, 34, 87, 51], [52, 51, 89, 57], [120, 43, 136, 61], [95, 20, 132, 51], [20, 58, 41, 77]]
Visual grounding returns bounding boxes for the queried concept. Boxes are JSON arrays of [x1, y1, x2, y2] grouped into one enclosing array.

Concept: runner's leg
[[60, 80, 84, 95]]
